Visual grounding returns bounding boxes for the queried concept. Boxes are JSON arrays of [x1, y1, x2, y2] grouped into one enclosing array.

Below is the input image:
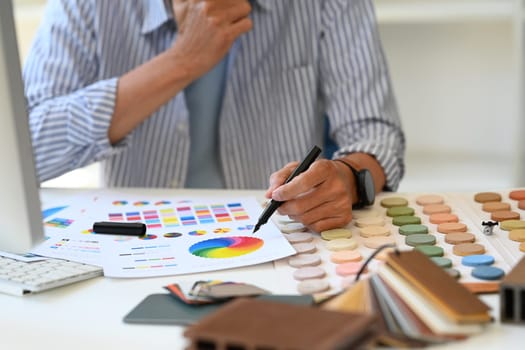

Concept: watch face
[[362, 170, 375, 205]]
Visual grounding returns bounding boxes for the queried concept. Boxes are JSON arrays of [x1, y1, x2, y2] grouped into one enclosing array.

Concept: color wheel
[[189, 236, 263, 258]]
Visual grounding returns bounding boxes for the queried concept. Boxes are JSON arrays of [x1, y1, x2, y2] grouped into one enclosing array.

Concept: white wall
[[375, 0, 523, 192]]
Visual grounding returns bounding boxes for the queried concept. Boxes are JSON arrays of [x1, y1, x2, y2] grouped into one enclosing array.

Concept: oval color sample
[[431, 257, 453, 269], [392, 215, 421, 226], [293, 242, 317, 254], [482, 202, 511, 213], [471, 266, 505, 280], [399, 224, 428, 235], [415, 245, 444, 257], [509, 229, 525, 242], [406, 234, 436, 247], [491, 211, 520, 222], [330, 250, 363, 263], [453, 243, 485, 256], [293, 266, 326, 281], [288, 254, 322, 268], [360, 225, 390, 238], [445, 268, 461, 279], [297, 279, 330, 294], [445, 232, 476, 245], [380, 197, 409, 208], [509, 189, 525, 200], [285, 232, 314, 244], [423, 204, 451, 215], [461, 254, 495, 267], [500, 220, 525, 231], [355, 216, 385, 228], [386, 206, 415, 217], [416, 194, 444, 206], [474, 192, 502, 203], [437, 222, 467, 234], [429, 213, 459, 224], [336, 262, 364, 277], [326, 238, 357, 251], [321, 228, 352, 240]]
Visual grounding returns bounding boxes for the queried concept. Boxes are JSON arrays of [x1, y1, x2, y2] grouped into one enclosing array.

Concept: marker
[[252, 145, 322, 234], [93, 221, 146, 236]]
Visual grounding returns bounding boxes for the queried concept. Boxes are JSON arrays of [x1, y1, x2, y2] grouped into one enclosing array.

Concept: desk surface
[[1, 188, 523, 350]]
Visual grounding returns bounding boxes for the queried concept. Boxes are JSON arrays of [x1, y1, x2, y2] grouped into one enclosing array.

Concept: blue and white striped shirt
[[24, 0, 405, 190]]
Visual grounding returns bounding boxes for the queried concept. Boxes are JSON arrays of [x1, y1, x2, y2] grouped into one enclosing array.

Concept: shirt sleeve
[[320, 0, 406, 191], [23, 0, 128, 183]]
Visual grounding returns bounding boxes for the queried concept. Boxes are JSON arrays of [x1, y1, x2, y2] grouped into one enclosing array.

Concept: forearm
[[109, 51, 194, 144]]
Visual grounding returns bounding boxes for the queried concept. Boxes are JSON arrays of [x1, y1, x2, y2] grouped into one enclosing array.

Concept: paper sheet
[[32, 191, 295, 278]]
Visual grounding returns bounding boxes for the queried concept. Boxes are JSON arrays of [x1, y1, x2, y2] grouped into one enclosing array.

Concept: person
[[23, 0, 405, 233]]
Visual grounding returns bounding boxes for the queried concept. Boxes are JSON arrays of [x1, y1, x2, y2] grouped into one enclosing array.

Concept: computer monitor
[[0, 0, 44, 253]]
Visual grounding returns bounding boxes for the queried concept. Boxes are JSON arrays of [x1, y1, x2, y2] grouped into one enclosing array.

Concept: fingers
[[228, 16, 253, 39], [283, 195, 353, 233], [272, 159, 354, 232], [218, 0, 252, 23], [198, 0, 251, 26], [271, 159, 334, 202], [265, 162, 299, 198]]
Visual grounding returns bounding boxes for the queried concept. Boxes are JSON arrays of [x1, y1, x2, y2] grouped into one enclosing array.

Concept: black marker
[[93, 221, 147, 236], [252, 145, 322, 234]]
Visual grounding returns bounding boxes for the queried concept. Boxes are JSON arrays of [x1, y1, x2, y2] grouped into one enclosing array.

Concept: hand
[[265, 159, 355, 233], [171, 0, 252, 79]]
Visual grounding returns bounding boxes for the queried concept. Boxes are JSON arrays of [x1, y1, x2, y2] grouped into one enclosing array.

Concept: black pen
[[253, 145, 322, 234], [93, 221, 147, 236]]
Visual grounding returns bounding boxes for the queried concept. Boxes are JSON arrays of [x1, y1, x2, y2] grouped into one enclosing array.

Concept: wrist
[[162, 49, 198, 87], [333, 158, 376, 209], [333, 159, 359, 207]]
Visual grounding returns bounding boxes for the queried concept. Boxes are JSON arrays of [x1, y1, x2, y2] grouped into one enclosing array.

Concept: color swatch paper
[[32, 191, 295, 278]]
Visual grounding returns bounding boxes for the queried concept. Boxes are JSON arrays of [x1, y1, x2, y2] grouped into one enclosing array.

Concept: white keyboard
[[0, 255, 103, 296]]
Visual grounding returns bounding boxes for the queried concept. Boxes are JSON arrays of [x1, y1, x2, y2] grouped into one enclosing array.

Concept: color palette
[[189, 237, 264, 258], [107, 202, 250, 229]]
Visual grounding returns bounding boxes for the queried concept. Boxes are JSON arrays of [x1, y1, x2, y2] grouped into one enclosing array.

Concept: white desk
[[1, 188, 523, 350]]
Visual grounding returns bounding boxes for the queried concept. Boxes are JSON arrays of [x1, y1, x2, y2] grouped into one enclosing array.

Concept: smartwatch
[[334, 159, 375, 209]]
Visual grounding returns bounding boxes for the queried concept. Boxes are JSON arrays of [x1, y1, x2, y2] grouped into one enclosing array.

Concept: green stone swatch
[[392, 215, 421, 226], [387, 206, 415, 217], [399, 224, 428, 236], [406, 233, 436, 247], [414, 245, 444, 257]]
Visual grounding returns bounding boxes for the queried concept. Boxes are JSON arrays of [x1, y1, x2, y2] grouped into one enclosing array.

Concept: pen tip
[[252, 224, 260, 235]]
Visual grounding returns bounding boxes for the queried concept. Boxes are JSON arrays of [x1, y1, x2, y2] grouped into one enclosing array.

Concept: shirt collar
[[141, 0, 173, 35], [141, 0, 273, 35]]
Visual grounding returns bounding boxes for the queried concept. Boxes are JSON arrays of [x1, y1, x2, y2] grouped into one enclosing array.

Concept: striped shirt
[[24, 0, 405, 190]]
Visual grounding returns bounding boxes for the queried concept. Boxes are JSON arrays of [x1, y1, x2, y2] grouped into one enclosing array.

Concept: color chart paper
[[33, 191, 295, 278]]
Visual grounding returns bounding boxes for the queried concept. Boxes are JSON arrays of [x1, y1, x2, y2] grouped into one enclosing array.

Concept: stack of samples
[[322, 250, 492, 347]]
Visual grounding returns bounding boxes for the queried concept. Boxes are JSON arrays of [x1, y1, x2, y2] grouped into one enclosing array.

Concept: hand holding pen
[[253, 146, 322, 234]]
